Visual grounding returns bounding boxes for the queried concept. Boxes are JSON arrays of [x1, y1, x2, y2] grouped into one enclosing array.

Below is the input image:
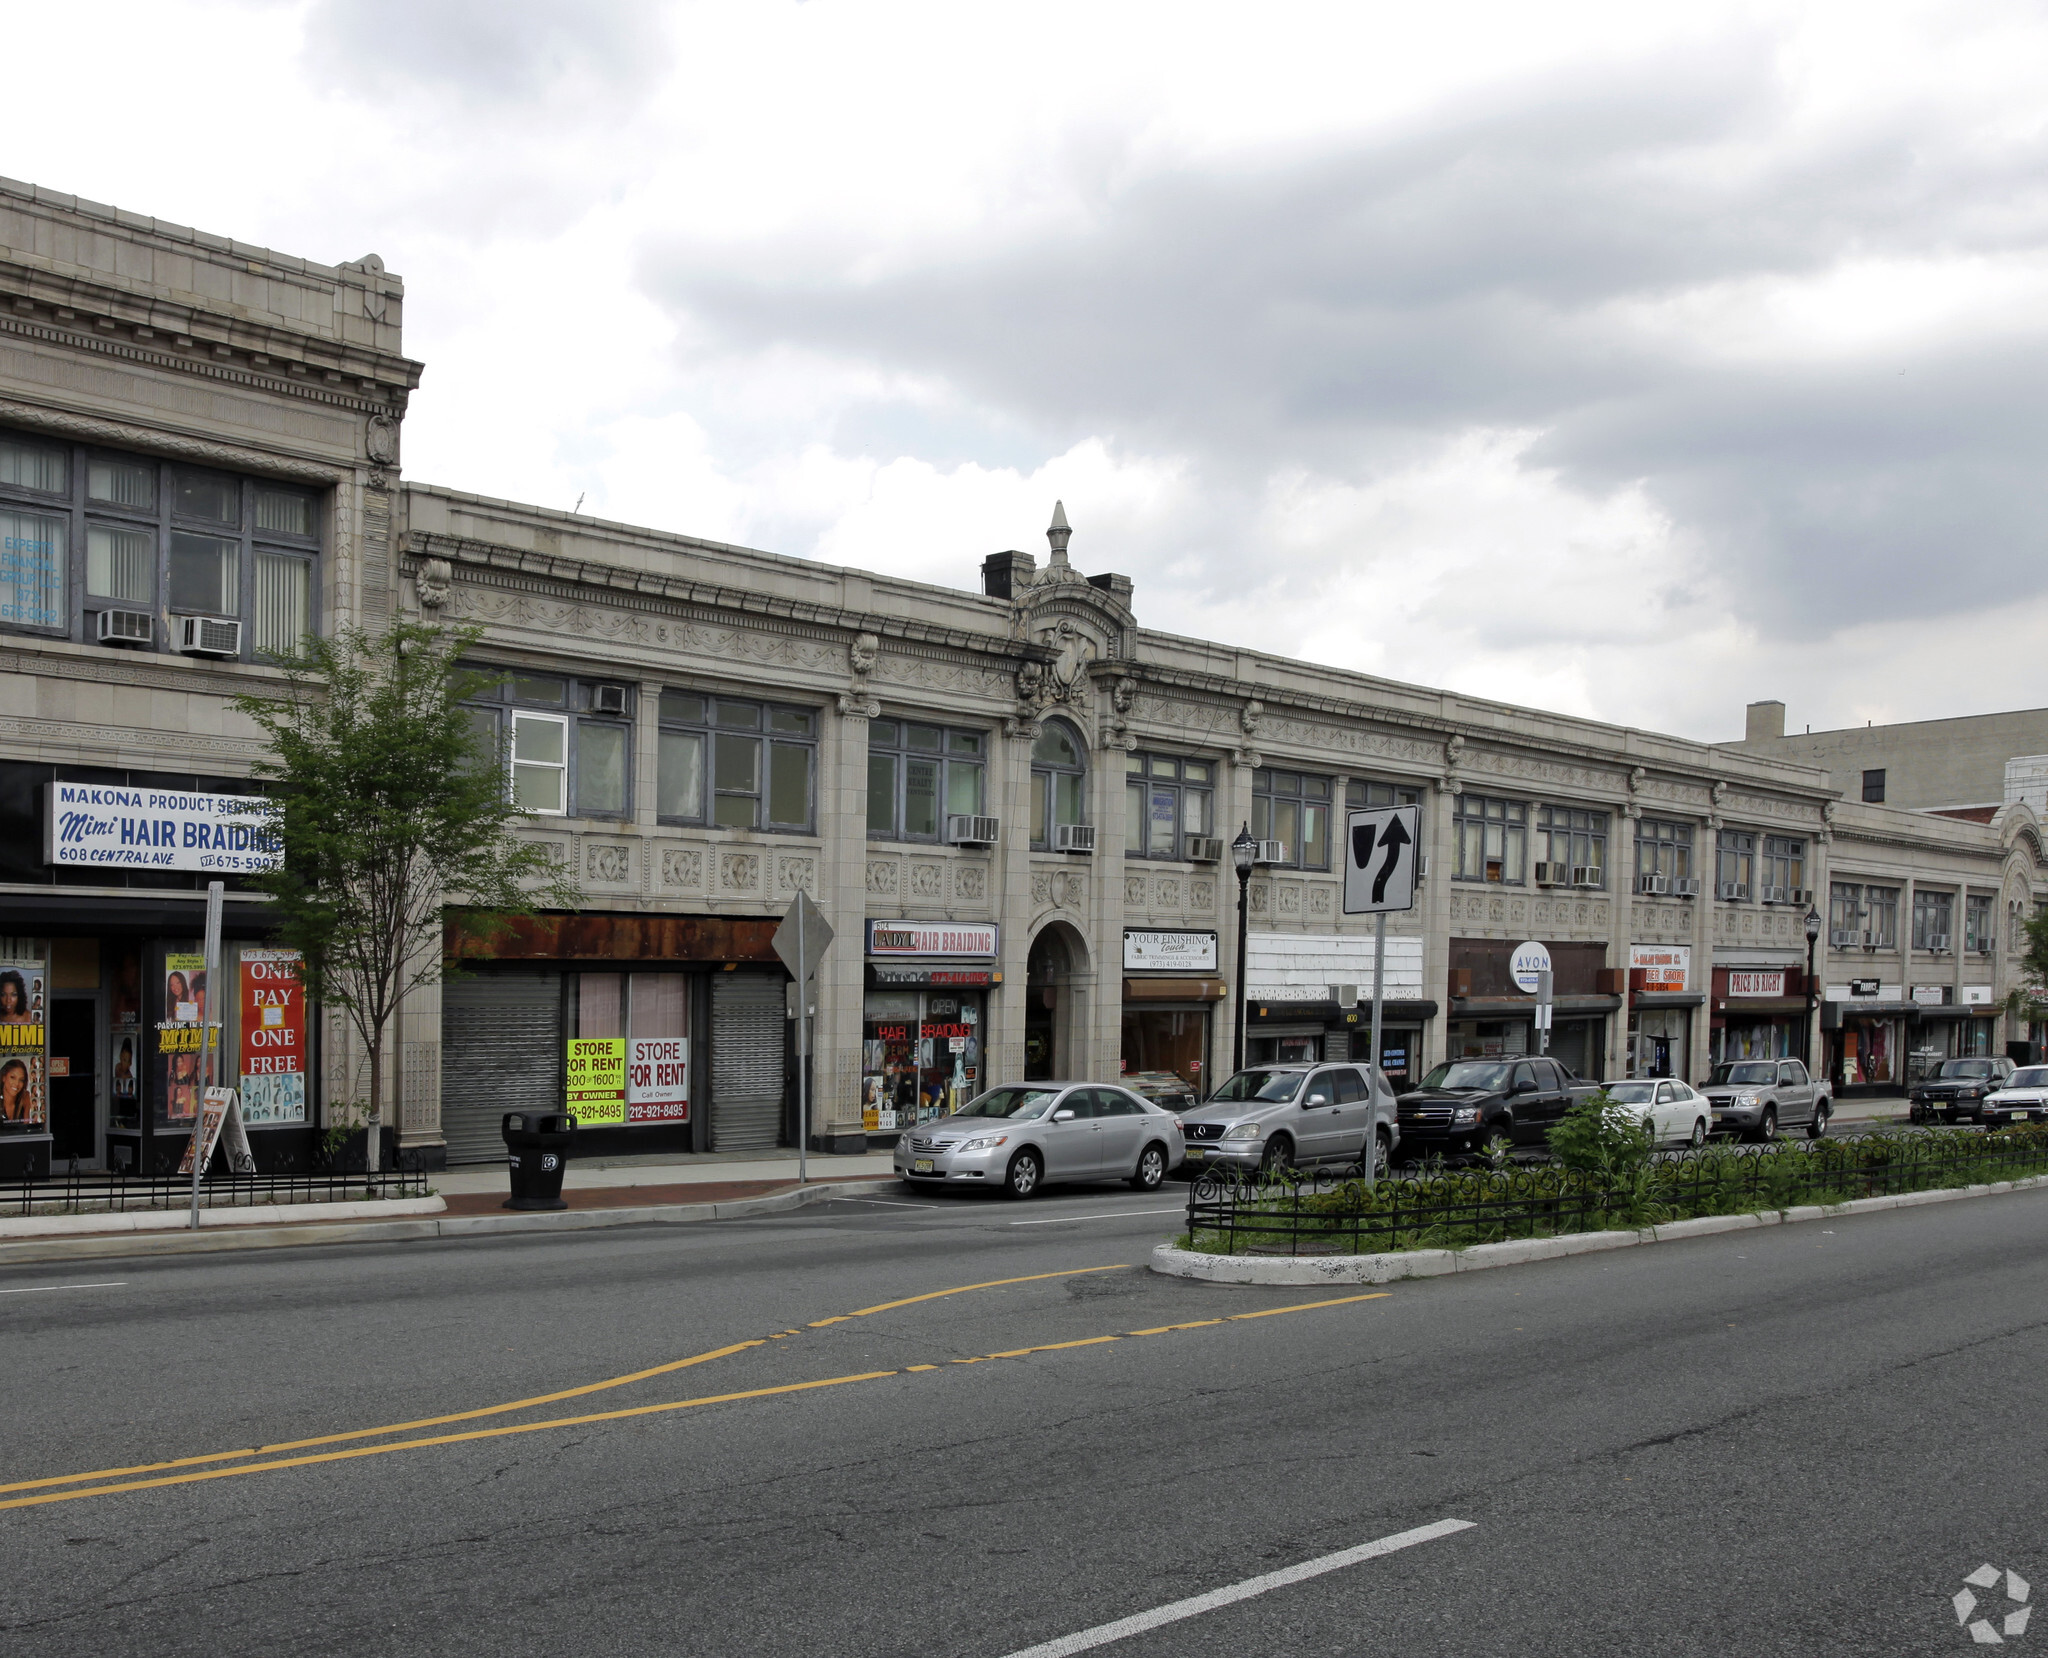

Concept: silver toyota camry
[[894, 1081, 1188, 1199]]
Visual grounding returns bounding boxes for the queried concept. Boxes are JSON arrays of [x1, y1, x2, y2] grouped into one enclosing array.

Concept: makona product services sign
[[45, 783, 281, 874]]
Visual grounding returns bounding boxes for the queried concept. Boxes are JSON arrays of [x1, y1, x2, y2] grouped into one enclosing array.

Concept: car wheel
[[1129, 1143, 1167, 1192], [1689, 1118, 1707, 1149], [1756, 1107, 1778, 1143], [1002, 1148, 1043, 1200], [1260, 1135, 1295, 1173], [1807, 1102, 1830, 1139], [1372, 1130, 1392, 1182]]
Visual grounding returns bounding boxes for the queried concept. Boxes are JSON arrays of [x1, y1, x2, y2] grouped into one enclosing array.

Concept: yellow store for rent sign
[[565, 1037, 627, 1126]]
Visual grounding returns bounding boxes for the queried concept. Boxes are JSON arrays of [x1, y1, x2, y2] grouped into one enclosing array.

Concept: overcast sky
[[12, 0, 2048, 741]]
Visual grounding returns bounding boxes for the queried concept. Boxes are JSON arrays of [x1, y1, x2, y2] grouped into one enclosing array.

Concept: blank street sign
[[772, 889, 834, 984], [1343, 806, 1420, 916]]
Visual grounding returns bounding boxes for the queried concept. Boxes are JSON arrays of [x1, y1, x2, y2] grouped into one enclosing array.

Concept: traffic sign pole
[[1368, 911, 1386, 1188], [773, 890, 835, 1185]]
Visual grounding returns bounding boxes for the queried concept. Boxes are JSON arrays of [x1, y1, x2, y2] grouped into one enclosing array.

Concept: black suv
[[1910, 1057, 2017, 1124], [1395, 1056, 1600, 1159]]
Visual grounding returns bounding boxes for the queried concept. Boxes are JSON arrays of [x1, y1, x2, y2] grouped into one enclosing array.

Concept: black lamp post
[[1803, 903, 1823, 1068], [1231, 822, 1257, 1076]]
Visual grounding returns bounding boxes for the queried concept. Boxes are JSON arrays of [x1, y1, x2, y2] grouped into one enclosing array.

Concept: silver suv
[[1179, 1063, 1399, 1176], [1703, 1057, 1831, 1141]]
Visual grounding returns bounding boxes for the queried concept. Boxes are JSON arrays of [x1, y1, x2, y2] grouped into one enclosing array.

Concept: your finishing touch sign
[[45, 784, 282, 874]]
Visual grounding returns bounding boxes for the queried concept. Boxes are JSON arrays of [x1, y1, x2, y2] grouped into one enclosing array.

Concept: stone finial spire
[[1046, 500, 1072, 567]]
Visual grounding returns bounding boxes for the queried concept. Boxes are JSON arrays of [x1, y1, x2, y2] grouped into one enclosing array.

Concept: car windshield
[[2012, 1068, 2048, 1088], [1708, 1063, 1777, 1086], [1938, 1060, 1996, 1079], [1418, 1062, 1514, 1091], [1604, 1082, 1655, 1104], [954, 1087, 1058, 1119], [1208, 1070, 1305, 1103]]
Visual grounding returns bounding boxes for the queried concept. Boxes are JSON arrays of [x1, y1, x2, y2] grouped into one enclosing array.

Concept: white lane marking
[[995, 1519, 1477, 1658], [0, 1281, 128, 1296], [1009, 1207, 1183, 1226]]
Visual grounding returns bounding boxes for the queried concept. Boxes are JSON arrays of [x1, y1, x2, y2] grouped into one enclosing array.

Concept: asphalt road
[[3, 1175, 2045, 1657]]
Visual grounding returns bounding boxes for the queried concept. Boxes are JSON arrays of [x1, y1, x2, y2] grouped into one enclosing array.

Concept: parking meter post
[[1536, 968, 1553, 1056], [797, 897, 807, 1186]]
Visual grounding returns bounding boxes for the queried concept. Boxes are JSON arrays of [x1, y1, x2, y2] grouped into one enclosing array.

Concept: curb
[[0, 1195, 447, 1239], [1149, 1173, 2048, 1285], [0, 1177, 900, 1267]]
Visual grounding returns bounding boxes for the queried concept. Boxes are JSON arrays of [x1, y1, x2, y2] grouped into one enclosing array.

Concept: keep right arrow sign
[[1343, 805, 1421, 915]]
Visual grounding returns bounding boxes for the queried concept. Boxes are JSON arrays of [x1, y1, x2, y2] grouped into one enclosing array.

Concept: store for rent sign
[[566, 1038, 626, 1126], [239, 949, 306, 1125], [45, 783, 281, 874], [626, 1038, 688, 1123], [1629, 944, 1690, 993]]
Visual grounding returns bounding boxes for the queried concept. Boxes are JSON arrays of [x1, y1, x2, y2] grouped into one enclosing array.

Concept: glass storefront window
[[1628, 1007, 1690, 1079], [862, 990, 982, 1130], [1120, 1007, 1210, 1091]]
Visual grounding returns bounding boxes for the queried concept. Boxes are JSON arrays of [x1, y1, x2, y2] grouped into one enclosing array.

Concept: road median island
[[1155, 1125, 2048, 1285], [0, 1176, 901, 1266]]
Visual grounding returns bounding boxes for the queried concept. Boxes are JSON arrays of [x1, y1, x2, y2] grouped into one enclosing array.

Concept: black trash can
[[501, 1111, 577, 1211]]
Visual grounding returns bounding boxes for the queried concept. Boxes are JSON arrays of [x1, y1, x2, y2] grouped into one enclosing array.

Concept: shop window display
[[862, 991, 982, 1130]]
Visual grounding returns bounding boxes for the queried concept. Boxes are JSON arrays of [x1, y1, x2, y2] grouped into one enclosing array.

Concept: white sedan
[[1603, 1078, 1711, 1148]]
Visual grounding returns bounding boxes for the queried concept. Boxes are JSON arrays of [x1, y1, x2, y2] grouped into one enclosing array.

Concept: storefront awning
[[1633, 992, 1706, 1009], [1716, 997, 1808, 1016], [1911, 1005, 1978, 1022], [869, 964, 1002, 988], [1246, 998, 1440, 1022], [1124, 977, 1227, 1001], [1826, 1001, 1917, 1017], [1451, 995, 1621, 1017]]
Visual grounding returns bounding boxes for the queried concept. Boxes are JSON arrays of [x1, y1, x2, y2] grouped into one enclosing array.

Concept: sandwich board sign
[[177, 1086, 256, 1176]]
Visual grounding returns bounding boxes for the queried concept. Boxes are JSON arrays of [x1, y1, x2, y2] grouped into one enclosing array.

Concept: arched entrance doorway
[[1025, 923, 1089, 1082]]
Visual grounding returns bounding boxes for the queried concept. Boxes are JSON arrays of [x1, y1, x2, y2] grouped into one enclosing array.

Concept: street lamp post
[[1232, 823, 1257, 1075], [1803, 904, 1823, 1069]]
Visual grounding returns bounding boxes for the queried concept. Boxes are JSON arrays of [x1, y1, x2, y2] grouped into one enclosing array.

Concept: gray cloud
[[304, 0, 668, 102], [638, 38, 2048, 637]]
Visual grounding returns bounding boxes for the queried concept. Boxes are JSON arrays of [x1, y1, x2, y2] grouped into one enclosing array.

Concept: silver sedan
[[894, 1081, 1187, 1199]]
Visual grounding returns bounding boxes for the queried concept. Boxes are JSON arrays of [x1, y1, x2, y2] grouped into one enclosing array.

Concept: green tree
[[234, 621, 580, 1161], [2011, 905, 2048, 1031]]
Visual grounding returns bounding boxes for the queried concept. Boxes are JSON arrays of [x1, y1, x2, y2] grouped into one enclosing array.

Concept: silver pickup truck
[[1702, 1057, 1831, 1141]]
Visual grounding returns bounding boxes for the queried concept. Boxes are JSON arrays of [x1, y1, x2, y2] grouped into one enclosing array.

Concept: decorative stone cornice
[[0, 396, 355, 484]]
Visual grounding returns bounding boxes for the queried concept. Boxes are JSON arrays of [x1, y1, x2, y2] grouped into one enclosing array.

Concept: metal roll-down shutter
[[711, 973, 786, 1152], [439, 973, 562, 1164]]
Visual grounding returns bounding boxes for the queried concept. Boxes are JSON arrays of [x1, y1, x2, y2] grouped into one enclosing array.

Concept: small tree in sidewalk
[[234, 621, 580, 1166]]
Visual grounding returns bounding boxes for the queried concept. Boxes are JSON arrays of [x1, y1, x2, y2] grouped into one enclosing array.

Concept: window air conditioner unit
[[591, 683, 628, 714], [96, 608, 153, 647], [1829, 928, 1860, 948], [1533, 861, 1565, 886], [1053, 823, 1096, 853], [1637, 872, 1667, 895], [1862, 930, 1880, 949], [174, 615, 241, 658], [946, 814, 1000, 846], [1185, 836, 1224, 863], [1572, 867, 1601, 888], [1718, 880, 1749, 901], [1928, 934, 1952, 953], [1794, 888, 1814, 904], [1253, 839, 1286, 864], [1976, 943, 1995, 956], [1761, 884, 1788, 905], [1671, 877, 1701, 897]]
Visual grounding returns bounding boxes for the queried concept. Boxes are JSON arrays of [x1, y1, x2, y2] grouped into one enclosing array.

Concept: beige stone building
[[1, 179, 2042, 1177]]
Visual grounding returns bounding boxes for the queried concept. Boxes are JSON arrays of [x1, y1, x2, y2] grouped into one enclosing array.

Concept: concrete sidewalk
[[429, 1147, 899, 1197]]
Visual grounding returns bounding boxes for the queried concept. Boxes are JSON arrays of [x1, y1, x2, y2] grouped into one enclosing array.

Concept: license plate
[[913, 1158, 935, 1174], [1184, 1147, 1205, 1160]]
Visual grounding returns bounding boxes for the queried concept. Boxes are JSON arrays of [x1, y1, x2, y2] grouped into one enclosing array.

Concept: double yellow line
[[1, 1271, 1388, 1513]]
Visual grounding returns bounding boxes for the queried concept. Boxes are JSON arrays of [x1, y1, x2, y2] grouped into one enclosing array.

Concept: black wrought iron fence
[[1183, 1128, 2048, 1257], [7, 1154, 432, 1218]]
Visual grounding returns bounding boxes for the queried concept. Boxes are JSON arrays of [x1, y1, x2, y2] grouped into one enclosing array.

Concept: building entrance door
[[48, 996, 99, 1167]]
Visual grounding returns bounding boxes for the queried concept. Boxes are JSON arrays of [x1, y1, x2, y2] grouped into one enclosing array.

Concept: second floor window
[[0, 429, 319, 660], [1966, 893, 1995, 954], [1031, 720, 1088, 848], [657, 691, 816, 831], [470, 672, 632, 819], [1535, 805, 1607, 885], [1125, 753, 1214, 859], [1251, 770, 1331, 869], [1760, 836, 1806, 899], [867, 720, 985, 840], [1716, 830, 1756, 899], [1454, 794, 1525, 884], [1636, 819, 1694, 881], [1913, 890, 1956, 951]]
